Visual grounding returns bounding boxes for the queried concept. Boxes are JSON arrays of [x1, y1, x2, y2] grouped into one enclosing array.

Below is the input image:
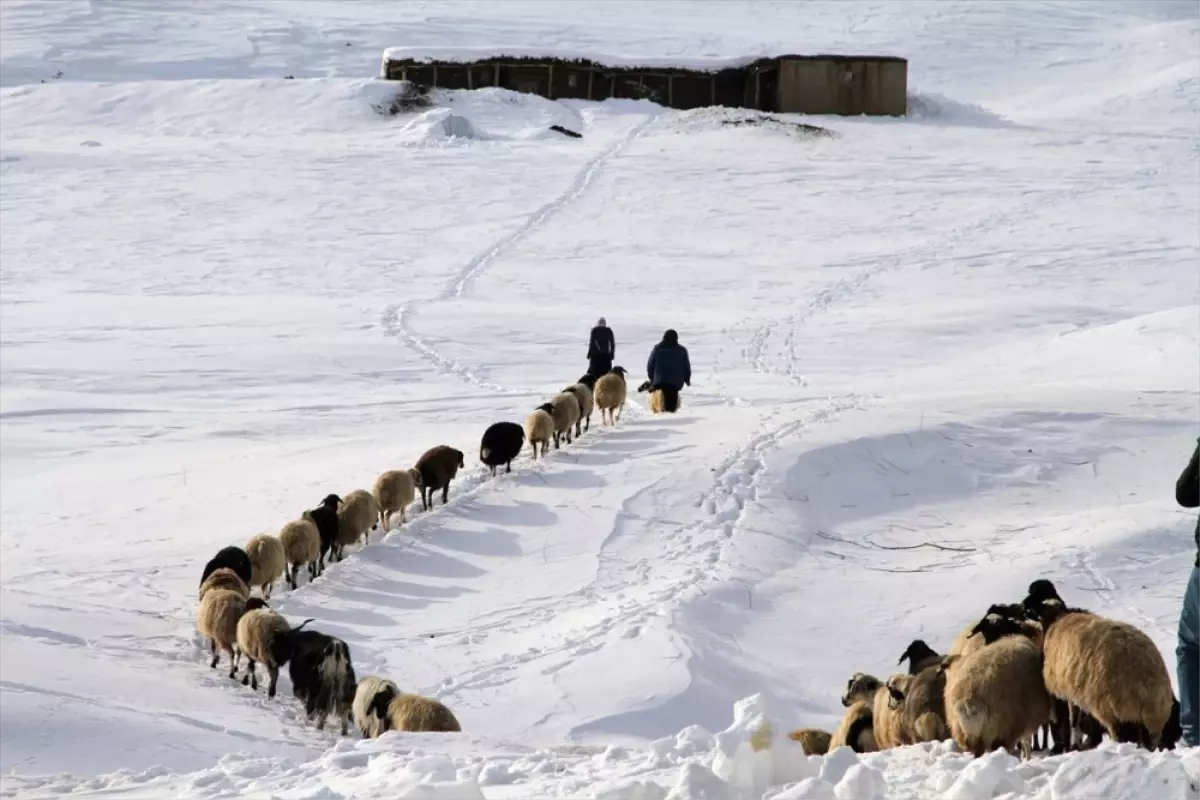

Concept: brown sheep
[[198, 567, 250, 602], [563, 383, 594, 435], [279, 517, 321, 590], [787, 727, 832, 755], [196, 590, 266, 679], [373, 468, 422, 530], [1032, 598, 1174, 750], [941, 632, 1052, 759], [524, 406, 554, 459], [887, 665, 949, 744], [841, 672, 906, 750], [334, 488, 379, 560], [829, 701, 876, 753], [415, 445, 465, 511], [244, 534, 286, 599], [235, 607, 295, 697], [548, 391, 581, 449], [593, 366, 628, 426], [383, 693, 462, 732]]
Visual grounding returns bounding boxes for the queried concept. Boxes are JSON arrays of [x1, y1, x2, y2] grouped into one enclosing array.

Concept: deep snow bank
[[5, 694, 1198, 799]]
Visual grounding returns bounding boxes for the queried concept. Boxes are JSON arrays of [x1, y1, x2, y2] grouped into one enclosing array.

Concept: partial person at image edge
[[1174, 438, 1199, 748]]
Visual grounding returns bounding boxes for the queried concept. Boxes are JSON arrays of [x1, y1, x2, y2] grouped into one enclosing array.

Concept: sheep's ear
[[969, 618, 989, 638]]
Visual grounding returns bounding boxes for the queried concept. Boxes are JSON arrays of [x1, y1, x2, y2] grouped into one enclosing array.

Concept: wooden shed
[[379, 48, 907, 117]]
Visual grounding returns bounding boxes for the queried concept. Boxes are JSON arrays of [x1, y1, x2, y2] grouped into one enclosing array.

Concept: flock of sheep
[[192, 366, 637, 738], [787, 579, 1184, 760]]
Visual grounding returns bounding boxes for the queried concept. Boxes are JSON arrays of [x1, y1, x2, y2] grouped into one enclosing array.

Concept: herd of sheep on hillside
[[193, 363, 1181, 757], [787, 578, 1183, 758], [193, 367, 635, 737]]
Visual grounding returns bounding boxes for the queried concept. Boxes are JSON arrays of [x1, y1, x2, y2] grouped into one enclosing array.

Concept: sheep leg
[[209, 639, 219, 669], [267, 664, 279, 698], [553, 431, 561, 450], [575, 419, 581, 438], [287, 564, 297, 591], [228, 645, 240, 680], [585, 414, 590, 432], [505, 460, 512, 473], [441, 485, 449, 506], [262, 581, 272, 600], [244, 659, 257, 689]]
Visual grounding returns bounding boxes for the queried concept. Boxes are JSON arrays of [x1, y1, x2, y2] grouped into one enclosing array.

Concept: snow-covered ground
[[2, 0, 1199, 797]]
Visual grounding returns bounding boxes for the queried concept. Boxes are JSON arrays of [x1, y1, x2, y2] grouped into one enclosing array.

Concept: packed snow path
[[2, 0, 1199, 797]]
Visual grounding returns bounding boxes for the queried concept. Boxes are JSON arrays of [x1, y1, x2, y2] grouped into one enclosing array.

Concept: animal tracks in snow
[[383, 110, 662, 394]]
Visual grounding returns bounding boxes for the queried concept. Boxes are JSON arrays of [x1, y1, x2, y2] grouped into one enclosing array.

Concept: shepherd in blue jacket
[[645, 329, 691, 413]]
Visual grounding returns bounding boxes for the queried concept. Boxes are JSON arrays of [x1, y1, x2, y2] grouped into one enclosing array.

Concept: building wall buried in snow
[[380, 49, 907, 117]]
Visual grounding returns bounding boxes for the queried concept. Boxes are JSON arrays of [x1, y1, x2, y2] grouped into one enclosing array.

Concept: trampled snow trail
[[2, 0, 1199, 796], [382, 109, 662, 394]]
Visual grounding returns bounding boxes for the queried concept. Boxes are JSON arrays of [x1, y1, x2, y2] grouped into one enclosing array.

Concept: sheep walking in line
[[199, 567, 250, 602], [353, 676, 400, 739], [562, 382, 594, 436], [274, 623, 358, 735], [279, 517, 321, 591], [415, 445, 465, 511], [373, 468, 422, 531], [593, 366, 628, 426], [305, 494, 342, 577], [525, 405, 555, 459], [334, 489, 379, 561], [548, 391, 581, 449], [480, 421, 525, 475], [196, 590, 266, 679], [244, 534, 286, 599], [236, 606, 297, 698], [200, 545, 252, 588]]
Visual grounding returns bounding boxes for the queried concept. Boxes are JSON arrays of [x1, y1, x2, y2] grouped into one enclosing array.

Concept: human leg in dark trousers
[[1179, 565, 1200, 746], [659, 384, 680, 413]]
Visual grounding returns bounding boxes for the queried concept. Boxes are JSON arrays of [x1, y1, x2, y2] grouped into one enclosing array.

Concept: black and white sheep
[[273, 623, 358, 735], [305, 494, 342, 576], [480, 421, 525, 475], [415, 445, 465, 511], [200, 545, 252, 588], [353, 676, 400, 739]]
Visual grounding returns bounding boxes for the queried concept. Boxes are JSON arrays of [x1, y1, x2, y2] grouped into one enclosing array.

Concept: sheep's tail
[[480, 447, 490, 462], [291, 618, 316, 633], [953, 700, 987, 741]]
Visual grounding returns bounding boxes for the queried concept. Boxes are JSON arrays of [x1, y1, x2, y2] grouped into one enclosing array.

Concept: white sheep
[[334, 488, 379, 561], [373, 468, 422, 531], [244, 533, 286, 599], [279, 517, 320, 590], [198, 566, 250, 602], [593, 366, 628, 425], [196, 590, 265, 679], [235, 606, 295, 698], [563, 382, 594, 435], [524, 406, 554, 459], [384, 692, 462, 732], [548, 391, 581, 449]]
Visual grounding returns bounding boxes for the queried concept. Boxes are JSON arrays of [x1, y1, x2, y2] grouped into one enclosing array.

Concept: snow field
[[2, 0, 1200, 797]]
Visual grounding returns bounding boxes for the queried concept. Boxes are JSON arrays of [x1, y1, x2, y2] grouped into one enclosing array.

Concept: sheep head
[[897, 639, 940, 673], [841, 672, 881, 707], [408, 467, 424, 488], [245, 597, 270, 612], [536, 402, 555, 415], [986, 603, 1025, 620], [454, 449, 464, 468], [1026, 579, 1061, 604], [636, 380, 652, 393], [320, 494, 341, 510], [577, 374, 597, 389], [970, 613, 1029, 644], [886, 674, 912, 709], [610, 366, 627, 379]]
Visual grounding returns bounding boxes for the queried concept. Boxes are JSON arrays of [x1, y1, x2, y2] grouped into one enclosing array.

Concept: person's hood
[[662, 329, 678, 345]]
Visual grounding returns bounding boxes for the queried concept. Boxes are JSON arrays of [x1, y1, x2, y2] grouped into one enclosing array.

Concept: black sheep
[[307, 494, 341, 577], [480, 422, 525, 476], [199, 545, 252, 587], [415, 445, 465, 510], [272, 624, 357, 735]]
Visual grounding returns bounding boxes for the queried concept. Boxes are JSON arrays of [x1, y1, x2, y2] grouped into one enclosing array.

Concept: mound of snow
[[402, 107, 488, 142], [904, 91, 1017, 128], [6, 693, 1198, 799]]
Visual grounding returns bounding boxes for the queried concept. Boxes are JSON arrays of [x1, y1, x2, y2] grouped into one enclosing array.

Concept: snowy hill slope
[[2, 1, 1199, 797]]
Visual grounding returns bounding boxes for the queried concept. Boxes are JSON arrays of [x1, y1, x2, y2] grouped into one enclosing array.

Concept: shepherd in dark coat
[[587, 317, 615, 379], [645, 329, 691, 412], [1176, 439, 1200, 747]]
